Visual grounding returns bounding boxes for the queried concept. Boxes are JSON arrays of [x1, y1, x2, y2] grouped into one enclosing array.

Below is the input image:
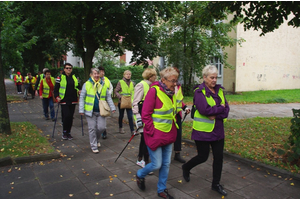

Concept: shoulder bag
[[96, 92, 111, 117]]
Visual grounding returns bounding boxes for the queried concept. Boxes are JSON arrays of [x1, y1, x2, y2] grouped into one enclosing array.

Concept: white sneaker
[[136, 160, 145, 168], [97, 142, 101, 147], [92, 149, 99, 154]]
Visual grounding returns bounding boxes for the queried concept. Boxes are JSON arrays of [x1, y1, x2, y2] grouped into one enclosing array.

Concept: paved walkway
[[1, 79, 300, 199]]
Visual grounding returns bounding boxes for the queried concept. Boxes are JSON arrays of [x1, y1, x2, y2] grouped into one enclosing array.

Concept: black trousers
[[61, 104, 76, 134], [174, 114, 182, 152], [183, 139, 224, 186], [17, 84, 22, 92], [138, 132, 149, 162]]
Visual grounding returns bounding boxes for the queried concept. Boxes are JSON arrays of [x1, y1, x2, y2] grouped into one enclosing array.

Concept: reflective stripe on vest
[[176, 86, 184, 113], [140, 80, 149, 101], [84, 81, 108, 112], [42, 77, 55, 98], [16, 75, 22, 83], [192, 87, 226, 132], [58, 74, 79, 99], [151, 85, 178, 132]]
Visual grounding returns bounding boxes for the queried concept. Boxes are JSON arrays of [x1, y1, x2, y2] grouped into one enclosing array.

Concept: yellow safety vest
[[193, 87, 226, 132], [151, 85, 178, 132], [42, 77, 55, 98], [140, 80, 150, 101], [84, 81, 108, 113], [104, 76, 110, 89], [176, 86, 184, 114], [58, 74, 79, 100], [37, 74, 45, 90], [15, 75, 22, 83], [119, 79, 134, 101], [24, 77, 37, 89]]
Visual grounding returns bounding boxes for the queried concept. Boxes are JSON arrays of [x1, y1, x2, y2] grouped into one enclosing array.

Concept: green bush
[[273, 109, 300, 166]]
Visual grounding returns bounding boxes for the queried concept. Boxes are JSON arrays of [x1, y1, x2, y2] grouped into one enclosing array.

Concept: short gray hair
[[202, 65, 218, 77], [90, 68, 99, 74], [160, 67, 178, 80]]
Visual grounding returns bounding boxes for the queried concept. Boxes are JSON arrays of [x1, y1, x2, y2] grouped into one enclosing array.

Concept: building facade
[[223, 16, 300, 92]]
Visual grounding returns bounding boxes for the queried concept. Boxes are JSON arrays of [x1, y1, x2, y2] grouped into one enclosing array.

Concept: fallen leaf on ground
[[95, 192, 100, 196], [69, 194, 73, 197], [291, 183, 294, 186]]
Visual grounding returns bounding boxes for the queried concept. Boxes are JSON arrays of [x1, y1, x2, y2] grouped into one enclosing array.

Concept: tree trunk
[[0, 28, 12, 135]]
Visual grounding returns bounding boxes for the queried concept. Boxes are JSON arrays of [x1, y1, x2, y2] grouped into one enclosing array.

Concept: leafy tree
[[15, 2, 70, 73], [0, 2, 36, 134], [1, 2, 37, 74], [24, 1, 178, 81], [156, 1, 242, 95], [208, 1, 300, 36], [93, 49, 120, 69]]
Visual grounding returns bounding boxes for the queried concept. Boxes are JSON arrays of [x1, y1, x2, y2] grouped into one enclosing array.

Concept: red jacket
[[39, 78, 54, 98], [141, 81, 177, 151]]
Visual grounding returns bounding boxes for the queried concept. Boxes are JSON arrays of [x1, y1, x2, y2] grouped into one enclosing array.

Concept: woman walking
[[114, 70, 135, 134], [182, 65, 230, 196], [79, 68, 116, 153], [132, 68, 157, 168], [136, 67, 179, 199]]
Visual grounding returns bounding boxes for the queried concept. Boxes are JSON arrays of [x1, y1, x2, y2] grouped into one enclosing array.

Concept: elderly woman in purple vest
[[182, 65, 230, 196]]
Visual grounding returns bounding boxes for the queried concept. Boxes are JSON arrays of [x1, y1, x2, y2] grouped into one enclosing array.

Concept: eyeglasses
[[165, 78, 178, 84], [65, 67, 72, 70]]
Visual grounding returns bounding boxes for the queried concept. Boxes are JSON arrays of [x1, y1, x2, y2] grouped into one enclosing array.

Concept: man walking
[[54, 63, 80, 140]]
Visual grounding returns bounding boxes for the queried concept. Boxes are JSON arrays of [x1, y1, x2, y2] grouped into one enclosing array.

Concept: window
[[210, 57, 223, 77]]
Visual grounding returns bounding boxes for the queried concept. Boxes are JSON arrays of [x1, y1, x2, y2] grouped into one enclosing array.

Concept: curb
[[183, 139, 300, 181], [0, 152, 61, 167]]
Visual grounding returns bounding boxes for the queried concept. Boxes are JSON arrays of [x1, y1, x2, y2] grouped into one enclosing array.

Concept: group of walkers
[[13, 64, 230, 199]]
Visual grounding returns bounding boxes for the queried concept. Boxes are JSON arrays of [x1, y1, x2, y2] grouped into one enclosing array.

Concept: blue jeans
[[118, 103, 134, 132], [137, 143, 173, 193], [42, 98, 55, 119]]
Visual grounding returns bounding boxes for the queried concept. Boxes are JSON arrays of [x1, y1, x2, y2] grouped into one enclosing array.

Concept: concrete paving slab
[[2, 79, 300, 198]]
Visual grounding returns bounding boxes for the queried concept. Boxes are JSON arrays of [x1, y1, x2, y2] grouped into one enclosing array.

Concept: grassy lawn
[[0, 122, 55, 158], [183, 89, 300, 105], [7, 95, 23, 102], [182, 117, 300, 174]]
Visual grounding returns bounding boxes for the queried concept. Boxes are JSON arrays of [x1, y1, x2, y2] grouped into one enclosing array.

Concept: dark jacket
[[54, 72, 80, 105], [191, 82, 230, 141]]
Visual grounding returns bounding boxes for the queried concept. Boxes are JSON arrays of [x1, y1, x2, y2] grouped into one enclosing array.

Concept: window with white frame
[[210, 57, 223, 77]]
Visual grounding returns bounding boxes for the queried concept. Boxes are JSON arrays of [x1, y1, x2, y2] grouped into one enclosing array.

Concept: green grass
[[182, 89, 300, 105], [0, 122, 55, 158], [7, 95, 23, 102], [182, 117, 300, 174]]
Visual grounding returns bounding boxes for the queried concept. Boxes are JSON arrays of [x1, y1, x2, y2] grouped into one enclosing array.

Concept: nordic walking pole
[[115, 127, 141, 163], [81, 115, 84, 136], [52, 103, 60, 138], [182, 112, 188, 123]]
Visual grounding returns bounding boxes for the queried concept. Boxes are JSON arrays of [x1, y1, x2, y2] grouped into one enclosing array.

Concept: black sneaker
[[182, 165, 190, 182], [102, 131, 107, 139], [136, 174, 145, 191], [62, 135, 68, 140], [212, 184, 227, 196], [67, 134, 73, 140], [158, 189, 174, 199]]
